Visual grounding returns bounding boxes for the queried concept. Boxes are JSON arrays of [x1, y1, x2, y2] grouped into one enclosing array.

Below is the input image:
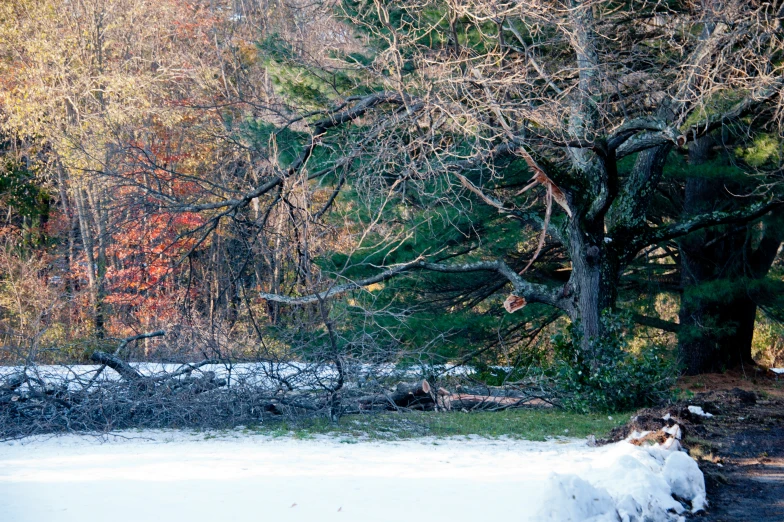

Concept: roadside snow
[[0, 430, 704, 522]]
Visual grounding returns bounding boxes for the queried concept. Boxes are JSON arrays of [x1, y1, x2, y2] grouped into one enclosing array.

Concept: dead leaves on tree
[[516, 169, 572, 275]]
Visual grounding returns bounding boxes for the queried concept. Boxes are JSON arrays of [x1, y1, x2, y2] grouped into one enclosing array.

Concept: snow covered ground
[[0, 361, 476, 391], [0, 430, 704, 522]]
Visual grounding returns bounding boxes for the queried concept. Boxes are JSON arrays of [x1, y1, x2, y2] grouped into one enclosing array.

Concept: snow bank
[[536, 441, 705, 522], [0, 431, 704, 522]]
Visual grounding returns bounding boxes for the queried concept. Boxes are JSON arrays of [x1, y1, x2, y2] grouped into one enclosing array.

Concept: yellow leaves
[[237, 41, 258, 68], [1, 0, 213, 150]]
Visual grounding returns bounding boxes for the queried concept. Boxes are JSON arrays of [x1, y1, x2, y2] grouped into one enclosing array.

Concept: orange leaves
[[503, 295, 527, 313], [104, 205, 206, 319], [516, 171, 572, 219], [515, 171, 571, 275]]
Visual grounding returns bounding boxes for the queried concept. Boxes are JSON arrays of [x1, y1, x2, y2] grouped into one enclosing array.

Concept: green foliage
[[256, 34, 359, 106], [682, 276, 784, 311], [0, 158, 50, 247], [0, 159, 49, 222], [680, 89, 748, 129], [304, 170, 553, 366], [550, 312, 676, 412], [240, 118, 308, 168], [662, 150, 746, 183], [736, 133, 782, 168]]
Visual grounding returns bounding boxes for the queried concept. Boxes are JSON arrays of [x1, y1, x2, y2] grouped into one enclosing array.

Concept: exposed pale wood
[[503, 295, 527, 313]]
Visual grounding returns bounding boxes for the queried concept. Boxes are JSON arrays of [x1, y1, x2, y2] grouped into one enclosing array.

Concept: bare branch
[[638, 200, 784, 249], [174, 92, 414, 214], [259, 259, 567, 310]]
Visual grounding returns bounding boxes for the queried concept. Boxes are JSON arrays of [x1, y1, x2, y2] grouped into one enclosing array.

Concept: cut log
[[390, 380, 434, 409], [353, 381, 551, 412], [356, 380, 436, 411], [454, 385, 530, 398], [442, 393, 548, 411]]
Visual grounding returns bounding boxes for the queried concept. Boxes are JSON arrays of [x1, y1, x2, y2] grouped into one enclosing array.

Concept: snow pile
[[0, 430, 704, 522], [536, 474, 619, 521], [536, 441, 705, 521], [663, 451, 707, 512]]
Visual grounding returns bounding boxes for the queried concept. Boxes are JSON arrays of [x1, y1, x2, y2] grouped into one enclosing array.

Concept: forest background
[[1, 0, 783, 427]]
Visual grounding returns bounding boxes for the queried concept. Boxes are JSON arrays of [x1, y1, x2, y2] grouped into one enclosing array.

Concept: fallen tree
[[1, 365, 554, 440], [354, 379, 552, 413], [0, 330, 564, 439]]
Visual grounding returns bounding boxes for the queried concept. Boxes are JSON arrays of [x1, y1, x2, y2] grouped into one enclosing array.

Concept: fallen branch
[[1, 372, 27, 392], [87, 330, 165, 388], [90, 351, 143, 381]]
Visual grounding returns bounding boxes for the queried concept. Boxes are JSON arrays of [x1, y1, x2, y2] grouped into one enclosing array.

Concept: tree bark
[[678, 137, 783, 374], [566, 207, 620, 363], [389, 380, 433, 408], [90, 351, 142, 381], [74, 186, 105, 339]]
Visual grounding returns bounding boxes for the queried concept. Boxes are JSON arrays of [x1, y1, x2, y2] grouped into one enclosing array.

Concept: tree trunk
[[56, 165, 78, 335], [91, 351, 142, 381], [87, 183, 109, 320], [74, 185, 105, 339], [678, 137, 783, 374], [679, 136, 738, 373], [567, 215, 617, 363]]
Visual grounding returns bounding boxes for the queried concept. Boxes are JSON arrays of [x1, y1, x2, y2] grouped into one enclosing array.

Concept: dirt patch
[[678, 367, 784, 399], [613, 372, 784, 521], [684, 390, 784, 521]]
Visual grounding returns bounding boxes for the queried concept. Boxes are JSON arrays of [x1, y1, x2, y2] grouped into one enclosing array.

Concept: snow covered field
[[0, 430, 704, 522], [0, 361, 476, 391]]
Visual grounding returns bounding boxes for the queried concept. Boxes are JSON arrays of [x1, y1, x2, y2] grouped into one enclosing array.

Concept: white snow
[[663, 450, 707, 512], [0, 362, 481, 391], [687, 405, 714, 418], [663, 424, 682, 440], [0, 430, 705, 522]]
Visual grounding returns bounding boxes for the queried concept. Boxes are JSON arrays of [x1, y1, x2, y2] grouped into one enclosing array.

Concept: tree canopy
[[1, 0, 783, 390]]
